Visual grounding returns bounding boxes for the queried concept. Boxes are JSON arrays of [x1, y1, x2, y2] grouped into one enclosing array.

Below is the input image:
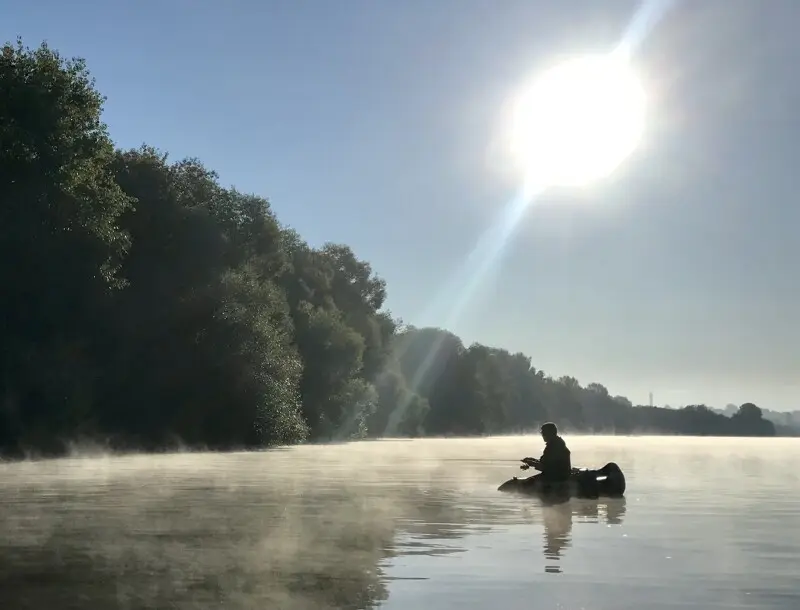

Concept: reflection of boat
[[541, 496, 627, 574], [497, 462, 626, 499]]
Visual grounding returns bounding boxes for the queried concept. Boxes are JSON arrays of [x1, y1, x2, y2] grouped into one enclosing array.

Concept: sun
[[510, 54, 646, 188]]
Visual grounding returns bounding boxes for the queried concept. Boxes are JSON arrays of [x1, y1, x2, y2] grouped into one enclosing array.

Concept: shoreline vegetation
[[0, 41, 791, 459]]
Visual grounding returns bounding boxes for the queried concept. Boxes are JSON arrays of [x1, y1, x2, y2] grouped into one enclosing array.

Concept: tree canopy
[[0, 40, 782, 457]]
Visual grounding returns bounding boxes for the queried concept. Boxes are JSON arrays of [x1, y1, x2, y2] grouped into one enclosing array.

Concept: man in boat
[[521, 422, 572, 485]]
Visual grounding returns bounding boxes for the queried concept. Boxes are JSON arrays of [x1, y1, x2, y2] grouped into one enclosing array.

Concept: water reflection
[[541, 497, 627, 573], [387, 491, 629, 578], [541, 502, 572, 573]]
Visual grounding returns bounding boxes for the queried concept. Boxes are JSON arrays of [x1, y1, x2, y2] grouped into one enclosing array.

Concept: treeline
[[716, 404, 798, 435], [0, 41, 776, 457], [383, 327, 776, 438]]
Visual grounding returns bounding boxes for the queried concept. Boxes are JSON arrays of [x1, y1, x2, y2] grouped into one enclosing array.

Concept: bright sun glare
[[510, 54, 646, 188]]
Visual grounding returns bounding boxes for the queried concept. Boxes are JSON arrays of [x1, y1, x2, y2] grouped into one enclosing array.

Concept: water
[[1, 436, 798, 609]]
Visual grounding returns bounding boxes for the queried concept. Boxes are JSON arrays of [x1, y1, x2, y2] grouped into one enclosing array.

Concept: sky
[[3, 0, 798, 411]]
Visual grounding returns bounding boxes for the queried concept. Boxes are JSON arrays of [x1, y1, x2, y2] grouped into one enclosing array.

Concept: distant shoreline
[[2, 429, 796, 464]]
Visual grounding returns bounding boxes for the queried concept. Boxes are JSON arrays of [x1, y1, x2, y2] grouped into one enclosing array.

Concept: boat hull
[[498, 462, 626, 499]]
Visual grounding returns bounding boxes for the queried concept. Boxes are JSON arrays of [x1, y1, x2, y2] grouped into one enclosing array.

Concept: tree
[[0, 40, 132, 453], [730, 402, 775, 437], [98, 148, 308, 448]]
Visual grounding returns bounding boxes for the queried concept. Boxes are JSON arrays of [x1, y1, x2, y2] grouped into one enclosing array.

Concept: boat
[[498, 461, 626, 499]]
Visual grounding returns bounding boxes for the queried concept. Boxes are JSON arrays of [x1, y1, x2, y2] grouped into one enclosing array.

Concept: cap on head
[[540, 422, 558, 438]]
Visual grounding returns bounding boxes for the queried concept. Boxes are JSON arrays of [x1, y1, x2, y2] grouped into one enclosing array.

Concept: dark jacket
[[538, 435, 572, 482]]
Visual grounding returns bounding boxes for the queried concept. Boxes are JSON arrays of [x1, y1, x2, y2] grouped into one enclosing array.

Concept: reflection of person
[[541, 503, 573, 574], [521, 422, 572, 486], [540, 497, 627, 574]]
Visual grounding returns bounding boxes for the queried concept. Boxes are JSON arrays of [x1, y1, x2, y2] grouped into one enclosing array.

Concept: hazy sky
[[3, 0, 798, 410]]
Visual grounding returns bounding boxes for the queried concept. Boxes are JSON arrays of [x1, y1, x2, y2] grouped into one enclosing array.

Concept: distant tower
[[649, 392, 653, 407]]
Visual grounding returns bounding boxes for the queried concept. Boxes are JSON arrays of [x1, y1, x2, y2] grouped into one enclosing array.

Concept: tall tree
[[0, 41, 132, 452]]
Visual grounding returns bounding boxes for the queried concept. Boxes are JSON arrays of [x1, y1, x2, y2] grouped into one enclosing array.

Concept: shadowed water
[[1, 436, 798, 609]]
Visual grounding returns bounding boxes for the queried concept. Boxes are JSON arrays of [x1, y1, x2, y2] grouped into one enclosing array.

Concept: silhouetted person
[[521, 422, 572, 485]]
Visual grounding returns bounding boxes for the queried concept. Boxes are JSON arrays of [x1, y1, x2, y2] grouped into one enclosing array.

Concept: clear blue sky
[[4, 0, 798, 410]]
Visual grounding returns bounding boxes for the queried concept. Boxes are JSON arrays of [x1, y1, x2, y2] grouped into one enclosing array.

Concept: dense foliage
[[0, 41, 780, 456]]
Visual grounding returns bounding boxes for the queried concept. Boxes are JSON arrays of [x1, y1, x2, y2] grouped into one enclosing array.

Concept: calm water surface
[[1, 436, 798, 609]]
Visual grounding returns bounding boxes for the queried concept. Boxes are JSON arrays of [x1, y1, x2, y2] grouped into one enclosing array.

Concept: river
[[1, 436, 798, 609]]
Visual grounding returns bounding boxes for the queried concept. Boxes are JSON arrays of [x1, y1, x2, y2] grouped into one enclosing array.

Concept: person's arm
[[520, 457, 539, 470], [537, 445, 552, 473]]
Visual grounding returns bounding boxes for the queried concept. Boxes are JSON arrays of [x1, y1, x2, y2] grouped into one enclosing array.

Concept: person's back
[[539, 432, 571, 482], [537, 422, 571, 482]]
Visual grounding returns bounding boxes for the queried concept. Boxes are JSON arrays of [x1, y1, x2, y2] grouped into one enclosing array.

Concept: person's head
[[540, 422, 558, 442]]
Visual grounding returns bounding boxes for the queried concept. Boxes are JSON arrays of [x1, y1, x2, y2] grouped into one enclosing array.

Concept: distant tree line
[[0, 41, 780, 457], [377, 327, 778, 438], [715, 404, 798, 436]]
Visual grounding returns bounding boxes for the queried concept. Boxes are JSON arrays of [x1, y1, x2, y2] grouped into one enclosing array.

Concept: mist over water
[[1, 437, 798, 609]]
